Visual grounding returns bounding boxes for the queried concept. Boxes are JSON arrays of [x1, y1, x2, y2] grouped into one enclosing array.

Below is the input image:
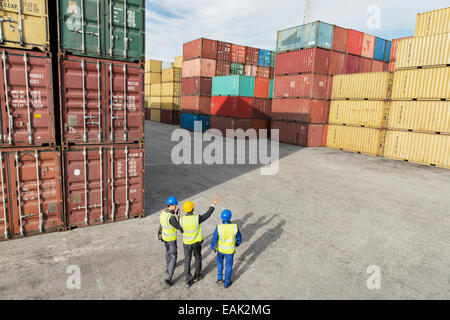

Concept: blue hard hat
[[221, 210, 232, 222], [166, 196, 178, 206]]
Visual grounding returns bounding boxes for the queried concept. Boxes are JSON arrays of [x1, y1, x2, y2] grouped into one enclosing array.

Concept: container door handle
[[0, 17, 16, 44], [34, 150, 43, 233], [83, 148, 89, 225], [123, 0, 127, 58], [110, 147, 115, 221], [109, 0, 114, 56], [23, 54, 33, 144], [2, 51, 13, 144], [97, 62, 102, 142], [81, 59, 87, 142], [125, 147, 129, 219], [96, 0, 100, 54], [123, 64, 128, 141], [0, 152, 8, 239], [99, 148, 104, 223], [109, 64, 114, 142], [15, 151, 24, 236], [17, 0, 24, 46]]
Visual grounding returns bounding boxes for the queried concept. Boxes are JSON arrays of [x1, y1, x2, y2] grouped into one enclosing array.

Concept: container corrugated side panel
[[415, 7, 450, 37], [387, 101, 450, 134], [328, 100, 387, 128], [326, 125, 384, 156], [0, 0, 49, 51], [396, 34, 450, 69], [373, 38, 387, 61], [392, 67, 450, 100], [277, 26, 301, 52], [331, 72, 393, 100], [150, 109, 160, 121], [383, 130, 450, 168]]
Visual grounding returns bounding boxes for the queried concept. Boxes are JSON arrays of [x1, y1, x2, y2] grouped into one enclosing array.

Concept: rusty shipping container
[[245, 47, 259, 66], [329, 51, 347, 75], [274, 48, 331, 76], [182, 58, 216, 78], [0, 48, 56, 147], [216, 60, 230, 76], [244, 65, 257, 77], [271, 98, 330, 123], [181, 96, 211, 114], [183, 38, 217, 60], [347, 30, 364, 56], [231, 45, 246, 64], [271, 121, 327, 147], [181, 77, 212, 96], [332, 26, 348, 53], [216, 41, 232, 61], [345, 54, 360, 74], [0, 147, 64, 241], [59, 55, 144, 145], [63, 144, 145, 228], [359, 57, 373, 73], [256, 66, 271, 78], [274, 74, 332, 99]]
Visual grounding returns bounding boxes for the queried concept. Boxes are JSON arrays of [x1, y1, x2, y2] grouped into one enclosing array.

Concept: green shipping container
[[57, 0, 145, 61], [270, 52, 276, 68], [212, 75, 255, 97], [230, 63, 244, 75], [269, 78, 274, 99]]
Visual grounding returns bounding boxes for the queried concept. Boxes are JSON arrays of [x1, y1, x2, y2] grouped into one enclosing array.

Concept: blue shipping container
[[212, 75, 255, 97], [258, 49, 271, 67], [374, 37, 387, 61], [300, 21, 333, 50], [180, 113, 210, 132], [384, 40, 392, 62], [277, 26, 301, 52]]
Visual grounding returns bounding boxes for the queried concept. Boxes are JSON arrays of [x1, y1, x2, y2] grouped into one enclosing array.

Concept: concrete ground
[[1, 121, 449, 300]]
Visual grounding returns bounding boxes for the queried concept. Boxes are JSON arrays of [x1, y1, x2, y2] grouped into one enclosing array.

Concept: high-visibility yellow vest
[[217, 224, 238, 254], [181, 215, 203, 245], [160, 210, 177, 242]]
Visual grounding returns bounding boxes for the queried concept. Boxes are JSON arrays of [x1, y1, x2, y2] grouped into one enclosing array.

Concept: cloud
[[145, 0, 447, 62]]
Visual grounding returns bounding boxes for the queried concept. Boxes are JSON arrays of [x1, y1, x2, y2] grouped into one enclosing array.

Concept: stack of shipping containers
[[181, 38, 275, 132], [160, 57, 182, 125], [272, 21, 391, 147], [145, 59, 162, 121], [384, 7, 449, 169], [56, 0, 146, 230]]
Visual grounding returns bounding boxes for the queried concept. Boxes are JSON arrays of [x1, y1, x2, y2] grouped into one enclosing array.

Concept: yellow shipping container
[[162, 67, 182, 83], [150, 109, 161, 122], [415, 7, 450, 37], [331, 72, 393, 100], [392, 67, 450, 100], [145, 72, 162, 85], [396, 33, 450, 69], [326, 125, 385, 156], [161, 82, 181, 97], [383, 130, 450, 169], [0, 0, 49, 51], [150, 83, 162, 96], [145, 59, 162, 73], [328, 100, 387, 128], [150, 96, 161, 109], [161, 97, 181, 111], [387, 101, 450, 134], [145, 96, 150, 109], [174, 56, 183, 68]]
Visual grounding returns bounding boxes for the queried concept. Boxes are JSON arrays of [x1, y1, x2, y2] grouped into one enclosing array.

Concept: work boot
[[224, 281, 232, 288], [185, 279, 194, 288], [216, 279, 224, 286], [164, 279, 174, 287], [194, 274, 204, 282]]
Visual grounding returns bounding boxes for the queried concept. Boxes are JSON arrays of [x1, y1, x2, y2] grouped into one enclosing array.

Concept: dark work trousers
[[164, 240, 177, 281], [183, 242, 202, 283]]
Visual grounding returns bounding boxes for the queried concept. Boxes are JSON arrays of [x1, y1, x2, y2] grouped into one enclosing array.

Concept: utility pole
[[303, 0, 312, 24]]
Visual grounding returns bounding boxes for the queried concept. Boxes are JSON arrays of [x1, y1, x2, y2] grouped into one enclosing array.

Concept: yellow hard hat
[[183, 201, 194, 213]]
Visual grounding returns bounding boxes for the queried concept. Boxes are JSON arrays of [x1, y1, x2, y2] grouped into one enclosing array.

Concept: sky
[[145, 0, 448, 62]]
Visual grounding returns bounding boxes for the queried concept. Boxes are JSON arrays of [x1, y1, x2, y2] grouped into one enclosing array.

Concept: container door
[[58, 0, 104, 56], [0, 151, 11, 240], [8, 149, 63, 237], [61, 56, 105, 143], [0, 0, 49, 51], [107, 146, 144, 221], [106, 61, 144, 143], [105, 0, 145, 61], [0, 50, 55, 146], [65, 147, 107, 227]]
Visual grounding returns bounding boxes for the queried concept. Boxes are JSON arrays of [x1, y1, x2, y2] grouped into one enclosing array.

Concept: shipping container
[[161, 82, 181, 97], [162, 67, 181, 82], [332, 26, 348, 53], [144, 107, 150, 120], [181, 96, 211, 114], [254, 77, 270, 98], [253, 98, 272, 118], [212, 75, 255, 97], [269, 78, 274, 99], [359, 57, 373, 73], [326, 125, 384, 156], [300, 21, 333, 49], [383, 130, 449, 169], [149, 96, 161, 109], [0, 0, 49, 51], [180, 113, 210, 132], [145, 60, 162, 73], [395, 33, 450, 69], [345, 54, 360, 74], [183, 38, 217, 60], [0, 48, 56, 147], [210, 96, 253, 118], [161, 96, 180, 111], [256, 66, 271, 78], [230, 62, 244, 75], [277, 26, 301, 52], [245, 47, 259, 66], [59, 55, 144, 145], [271, 98, 330, 123], [373, 37, 387, 61], [210, 116, 269, 138], [387, 101, 450, 134], [216, 41, 232, 61], [274, 47, 331, 75], [331, 72, 393, 100], [231, 45, 246, 64], [216, 60, 231, 76], [160, 110, 180, 125], [329, 51, 347, 75], [174, 56, 183, 68], [274, 74, 332, 99], [328, 100, 387, 127], [371, 60, 385, 72], [271, 121, 326, 147], [415, 7, 450, 37], [347, 30, 364, 56], [58, 0, 145, 61], [244, 65, 257, 77], [182, 77, 212, 96], [392, 67, 449, 100], [270, 51, 276, 68], [150, 108, 160, 121], [182, 58, 216, 78], [361, 34, 375, 58], [258, 49, 271, 67], [385, 41, 392, 62], [145, 72, 161, 85], [150, 83, 161, 96]]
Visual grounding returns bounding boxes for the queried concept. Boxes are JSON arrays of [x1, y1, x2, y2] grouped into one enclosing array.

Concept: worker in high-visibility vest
[[158, 196, 183, 287], [180, 198, 220, 287], [211, 210, 242, 288]]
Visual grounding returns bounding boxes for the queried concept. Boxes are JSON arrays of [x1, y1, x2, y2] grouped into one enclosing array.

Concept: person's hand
[[213, 198, 220, 206], [214, 248, 218, 253]]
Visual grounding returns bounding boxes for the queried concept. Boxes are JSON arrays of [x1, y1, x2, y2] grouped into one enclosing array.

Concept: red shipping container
[[210, 96, 253, 118], [231, 45, 246, 64], [383, 62, 389, 72], [345, 54, 360, 74], [332, 26, 348, 53], [256, 66, 270, 78], [359, 57, 373, 73], [274, 48, 331, 76], [64, 144, 145, 228], [271, 121, 326, 147], [371, 60, 385, 72], [253, 98, 271, 118], [271, 98, 330, 123], [329, 51, 347, 75], [254, 77, 270, 98], [160, 110, 180, 125], [361, 34, 375, 58], [388, 60, 396, 72], [244, 65, 257, 77], [0, 48, 56, 147], [181, 96, 211, 114], [183, 38, 217, 60], [216, 60, 231, 76], [216, 41, 232, 61], [273, 74, 332, 99], [182, 58, 216, 78], [182, 77, 212, 96], [245, 47, 259, 65], [347, 29, 364, 56]]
